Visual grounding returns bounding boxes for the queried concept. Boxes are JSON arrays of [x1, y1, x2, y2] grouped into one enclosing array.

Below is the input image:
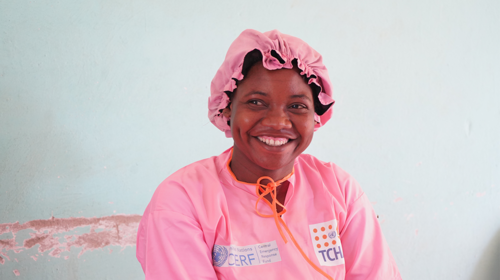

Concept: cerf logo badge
[[309, 219, 344, 266], [212, 245, 229, 267], [211, 241, 281, 268]]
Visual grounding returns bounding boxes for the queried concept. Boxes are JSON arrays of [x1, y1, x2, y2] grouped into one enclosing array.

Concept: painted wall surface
[[1, 0, 499, 279]]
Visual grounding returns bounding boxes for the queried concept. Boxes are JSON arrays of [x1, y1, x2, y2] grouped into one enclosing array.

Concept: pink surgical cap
[[208, 29, 335, 138]]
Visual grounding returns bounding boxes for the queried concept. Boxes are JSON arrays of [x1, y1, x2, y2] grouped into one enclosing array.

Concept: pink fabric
[[137, 148, 401, 279], [209, 29, 335, 138]]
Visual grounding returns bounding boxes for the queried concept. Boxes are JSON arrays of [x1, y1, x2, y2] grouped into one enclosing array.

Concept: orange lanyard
[[227, 151, 334, 280]]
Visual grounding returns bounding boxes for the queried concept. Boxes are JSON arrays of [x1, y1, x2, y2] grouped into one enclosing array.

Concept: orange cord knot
[[255, 175, 291, 243], [253, 172, 334, 280]]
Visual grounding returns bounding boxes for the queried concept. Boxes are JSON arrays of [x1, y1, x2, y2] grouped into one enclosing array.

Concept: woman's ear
[[222, 103, 232, 119]]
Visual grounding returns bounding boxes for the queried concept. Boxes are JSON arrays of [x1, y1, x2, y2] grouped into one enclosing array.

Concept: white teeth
[[257, 137, 289, 147]]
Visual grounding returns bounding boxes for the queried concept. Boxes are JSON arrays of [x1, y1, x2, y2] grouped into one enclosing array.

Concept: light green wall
[[1, 0, 499, 279]]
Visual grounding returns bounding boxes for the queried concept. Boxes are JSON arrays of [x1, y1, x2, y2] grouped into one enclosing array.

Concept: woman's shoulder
[[296, 153, 352, 179], [147, 149, 231, 212], [167, 156, 220, 183], [296, 153, 365, 205]]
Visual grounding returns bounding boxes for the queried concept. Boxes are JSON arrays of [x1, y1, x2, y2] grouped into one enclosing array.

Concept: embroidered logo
[[309, 219, 345, 266], [212, 245, 229, 267], [211, 241, 281, 268]]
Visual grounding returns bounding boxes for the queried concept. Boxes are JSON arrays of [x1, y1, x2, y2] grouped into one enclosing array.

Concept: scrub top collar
[[217, 147, 297, 206]]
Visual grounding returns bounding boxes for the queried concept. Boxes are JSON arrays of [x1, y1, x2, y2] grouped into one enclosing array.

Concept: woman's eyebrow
[[290, 94, 312, 102], [244, 91, 268, 97]]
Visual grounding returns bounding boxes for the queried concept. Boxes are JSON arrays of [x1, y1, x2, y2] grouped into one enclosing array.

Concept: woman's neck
[[229, 148, 294, 184]]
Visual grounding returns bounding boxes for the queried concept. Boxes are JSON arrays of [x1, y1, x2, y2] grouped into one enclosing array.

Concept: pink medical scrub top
[[136, 148, 401, 279]]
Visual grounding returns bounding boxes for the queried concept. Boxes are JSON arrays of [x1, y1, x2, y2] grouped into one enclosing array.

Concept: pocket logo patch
[[309, 219, 345, 266]]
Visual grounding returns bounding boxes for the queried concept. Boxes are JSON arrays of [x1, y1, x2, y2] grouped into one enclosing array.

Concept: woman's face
[[224, 62, 315, 178]]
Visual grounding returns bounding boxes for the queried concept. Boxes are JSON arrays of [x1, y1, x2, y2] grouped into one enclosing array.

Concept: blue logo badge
[[212, 245, 228, 267], [328, 231, 337, 239]]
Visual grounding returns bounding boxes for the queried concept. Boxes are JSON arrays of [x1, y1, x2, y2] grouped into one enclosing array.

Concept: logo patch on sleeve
[[212, 240, 281, 268], [309, 219, 345, 266]]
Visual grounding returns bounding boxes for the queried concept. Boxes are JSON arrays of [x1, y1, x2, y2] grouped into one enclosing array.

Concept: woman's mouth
[[257, 136, 290, 147]]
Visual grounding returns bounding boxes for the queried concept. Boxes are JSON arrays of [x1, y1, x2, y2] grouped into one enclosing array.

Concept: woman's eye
[[248, 100, 263, 105], [290, 104, 307, 109]]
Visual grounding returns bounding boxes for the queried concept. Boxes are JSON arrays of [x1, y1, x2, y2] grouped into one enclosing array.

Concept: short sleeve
[[340, 193, 402, 280]]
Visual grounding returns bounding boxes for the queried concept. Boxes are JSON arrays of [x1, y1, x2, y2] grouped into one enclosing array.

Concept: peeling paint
[[0, 215, 141, 264]]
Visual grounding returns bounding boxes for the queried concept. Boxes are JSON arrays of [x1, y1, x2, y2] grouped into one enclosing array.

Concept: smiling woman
[[136, 29, 402, 280]]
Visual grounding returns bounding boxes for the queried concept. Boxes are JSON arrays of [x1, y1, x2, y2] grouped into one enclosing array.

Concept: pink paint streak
[[13, 269, 20, 276], [0, 215, 141, 264]]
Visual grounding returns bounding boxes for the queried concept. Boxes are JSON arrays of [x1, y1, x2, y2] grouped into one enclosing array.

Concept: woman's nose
[[261, 107, 292, 130]]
